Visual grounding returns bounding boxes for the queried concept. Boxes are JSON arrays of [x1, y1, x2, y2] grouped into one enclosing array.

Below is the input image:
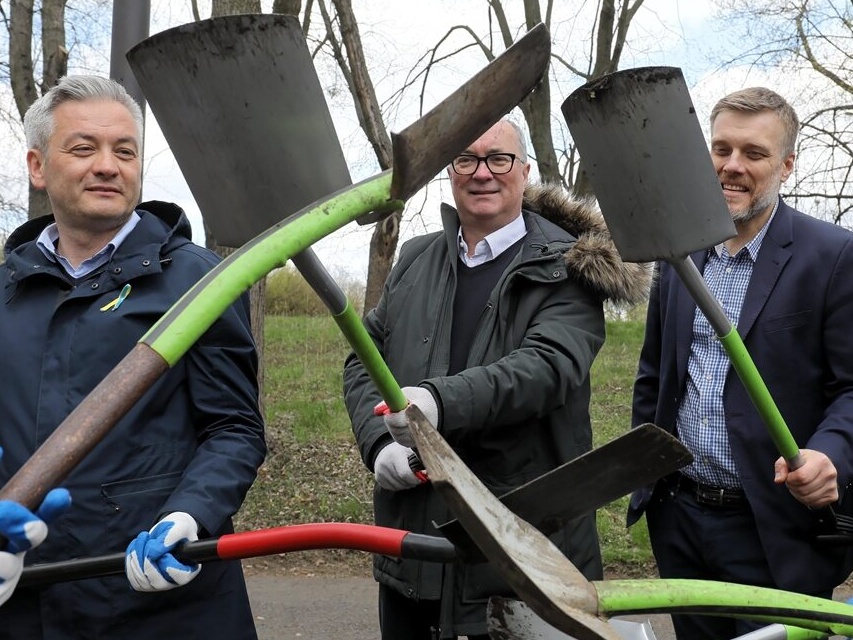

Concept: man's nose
[[471, 158, 494, 178], [720, 150, 746, 174], [91, 150, 120, 175]]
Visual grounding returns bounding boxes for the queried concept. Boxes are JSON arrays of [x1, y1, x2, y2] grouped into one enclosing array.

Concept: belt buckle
[[696, 484, 726, 506]]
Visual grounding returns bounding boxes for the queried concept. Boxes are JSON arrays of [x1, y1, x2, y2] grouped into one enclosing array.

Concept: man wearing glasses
[[344, 117, 650, 639]]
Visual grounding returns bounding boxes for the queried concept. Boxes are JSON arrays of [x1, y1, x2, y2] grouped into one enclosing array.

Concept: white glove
[[374, 442, 425, 491], [0, 487, 71, 606], [374, 386, 439, 448], [125, 511, 201, 592]]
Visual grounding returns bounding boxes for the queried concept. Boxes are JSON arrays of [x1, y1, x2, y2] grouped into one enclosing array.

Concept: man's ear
[[780, 152, 795, 183], [27, 149, 47, 189]]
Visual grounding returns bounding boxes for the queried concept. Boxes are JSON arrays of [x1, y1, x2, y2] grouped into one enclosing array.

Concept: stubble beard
[[729, 177, 781, 225]]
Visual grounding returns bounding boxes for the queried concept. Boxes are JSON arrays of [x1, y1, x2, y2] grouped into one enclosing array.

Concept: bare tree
[[311, 0, 398, 313], [714, 0, 853, 224], [8, 0, 69, 219]]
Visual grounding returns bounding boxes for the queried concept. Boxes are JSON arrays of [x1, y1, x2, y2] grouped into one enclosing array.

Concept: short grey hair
[[502, 117, 529, 162], [24, 75, 144, 154]]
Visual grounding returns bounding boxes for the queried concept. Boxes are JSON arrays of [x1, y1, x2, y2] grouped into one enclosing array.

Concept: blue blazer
[[628, 198, 853, 593]]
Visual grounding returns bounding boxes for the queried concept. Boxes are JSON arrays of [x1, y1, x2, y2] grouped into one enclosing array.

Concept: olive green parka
[[343, 184, 650, 638]]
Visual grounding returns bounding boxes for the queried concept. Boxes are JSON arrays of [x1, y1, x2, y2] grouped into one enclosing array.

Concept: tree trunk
[[328, 0, 399, 313], [574, 0, 644, 196], [364, 211, 401, 315], [10, 0, 68, 220], [518, 0, 560, 184]]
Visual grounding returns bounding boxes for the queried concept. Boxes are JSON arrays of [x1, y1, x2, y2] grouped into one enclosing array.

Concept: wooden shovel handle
[[0, 344, 169, 510]]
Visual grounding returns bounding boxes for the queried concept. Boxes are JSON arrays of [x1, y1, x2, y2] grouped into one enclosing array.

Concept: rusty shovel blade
[[407, 405, 620, 640]]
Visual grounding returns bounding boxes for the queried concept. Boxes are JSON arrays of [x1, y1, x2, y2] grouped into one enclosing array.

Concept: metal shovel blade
[[561, 67, 735, 262], [436, 423, 692, 550], [127, 14, 352, 247], [488, 597, 657, 640], [407, 406, 620, 640]]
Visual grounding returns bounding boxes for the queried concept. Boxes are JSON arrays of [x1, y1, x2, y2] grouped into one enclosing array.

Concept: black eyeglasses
[[451, 153, 517, 175]]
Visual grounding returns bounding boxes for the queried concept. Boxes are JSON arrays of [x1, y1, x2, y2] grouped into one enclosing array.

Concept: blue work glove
[[0, 467, 71, 606], [374, 442, 426, 491], [373, 386, 439, 448], [125, 511, 201, 592]]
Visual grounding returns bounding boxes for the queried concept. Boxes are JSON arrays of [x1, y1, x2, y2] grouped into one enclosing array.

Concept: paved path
[[245, 575, 678, 639], [246, 575, 853, 639]]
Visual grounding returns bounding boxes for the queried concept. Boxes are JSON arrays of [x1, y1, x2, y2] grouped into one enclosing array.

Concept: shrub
[[265, 265, 365, 316]]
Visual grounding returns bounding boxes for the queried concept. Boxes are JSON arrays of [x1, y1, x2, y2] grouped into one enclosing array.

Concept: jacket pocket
[[762, 310, 811, 333], [101, 471, 182, 537]]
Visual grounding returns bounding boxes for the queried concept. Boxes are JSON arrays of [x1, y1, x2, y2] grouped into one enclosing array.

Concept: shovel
[[435, 423, 692, 551], [407, 407, 853, 638], [560, 66, 851, 542], [0, 15, 549, 512]]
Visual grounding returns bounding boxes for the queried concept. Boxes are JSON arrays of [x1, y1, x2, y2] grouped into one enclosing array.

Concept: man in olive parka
[[343, 118, 650, 639]]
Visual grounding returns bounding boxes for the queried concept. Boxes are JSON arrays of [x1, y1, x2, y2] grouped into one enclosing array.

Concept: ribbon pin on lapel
[[100, 284, 132, 312]]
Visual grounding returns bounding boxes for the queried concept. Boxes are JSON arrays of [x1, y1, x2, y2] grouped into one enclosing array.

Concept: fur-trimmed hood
[[523, 183, 652, 306]]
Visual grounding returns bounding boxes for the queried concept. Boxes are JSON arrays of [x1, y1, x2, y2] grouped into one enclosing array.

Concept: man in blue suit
[[628, 87, 853, 639]]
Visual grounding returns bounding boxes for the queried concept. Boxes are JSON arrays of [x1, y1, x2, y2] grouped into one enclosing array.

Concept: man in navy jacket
[[628, 87, 853, 639], [0, 75, 266, 638]]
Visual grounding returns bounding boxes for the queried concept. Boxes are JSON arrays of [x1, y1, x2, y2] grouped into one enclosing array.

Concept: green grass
[[237, 314, 655, 576], [262, 316, 353, 442], [590, 318, 655, 571]]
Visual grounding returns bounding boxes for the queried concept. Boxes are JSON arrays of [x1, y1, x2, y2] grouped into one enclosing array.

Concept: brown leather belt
[[675, 474, 748, 509]]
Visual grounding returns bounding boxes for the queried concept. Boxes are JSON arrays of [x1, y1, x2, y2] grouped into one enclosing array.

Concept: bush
[[266, 265, 366, 316]]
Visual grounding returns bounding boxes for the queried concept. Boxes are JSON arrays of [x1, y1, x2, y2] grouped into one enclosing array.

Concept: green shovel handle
[[671, 258, 803, 468], [0, 172, 401, 510], [718, 328, 802, 467], [597, 579, 853, 637], [333, 303, 408, 411], [142, 171, 399, 362], [288, 249, 407, 412]]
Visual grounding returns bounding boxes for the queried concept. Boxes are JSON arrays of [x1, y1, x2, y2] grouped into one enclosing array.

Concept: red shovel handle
[[20, 523, 458, 587], [215, 522, 452, 560]]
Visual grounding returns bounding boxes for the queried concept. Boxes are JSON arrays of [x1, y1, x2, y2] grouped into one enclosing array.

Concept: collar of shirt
[[36, 211, 142, 279], [710, 199, 778, 262], [457, 213, 526, 268]]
